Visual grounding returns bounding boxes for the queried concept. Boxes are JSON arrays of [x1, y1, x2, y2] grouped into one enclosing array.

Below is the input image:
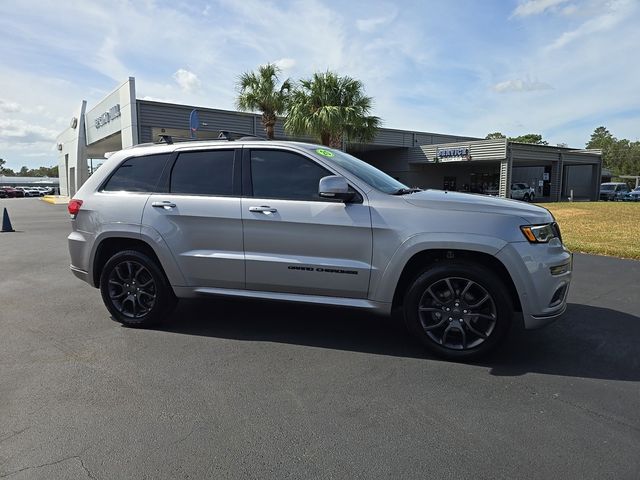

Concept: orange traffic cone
[[2, 208, 15, 232]]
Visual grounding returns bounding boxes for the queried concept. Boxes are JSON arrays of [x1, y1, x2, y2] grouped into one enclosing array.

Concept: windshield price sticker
[[316, 148, 334, 157]]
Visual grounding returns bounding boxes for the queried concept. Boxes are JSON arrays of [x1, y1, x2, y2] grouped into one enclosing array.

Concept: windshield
[[600, 185, 615, 191], [307, 147, 408, 194]]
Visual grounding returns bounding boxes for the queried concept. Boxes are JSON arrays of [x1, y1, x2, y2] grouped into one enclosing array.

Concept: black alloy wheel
[[100, 250, 176, 327], [404, 261, 513, 360]]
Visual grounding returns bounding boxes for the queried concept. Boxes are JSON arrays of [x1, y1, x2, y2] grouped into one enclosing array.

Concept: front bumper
[[497, 239, 572, 330]]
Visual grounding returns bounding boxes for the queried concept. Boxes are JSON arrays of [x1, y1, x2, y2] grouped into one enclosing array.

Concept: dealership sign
[[436, 146, 471, 162], [95, 104, 121, 129]]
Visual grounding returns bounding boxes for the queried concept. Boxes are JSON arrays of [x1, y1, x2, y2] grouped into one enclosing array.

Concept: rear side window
[[170, 150, 235, 196], [250, 150, 331, 201], [103, 154, 170, 192]]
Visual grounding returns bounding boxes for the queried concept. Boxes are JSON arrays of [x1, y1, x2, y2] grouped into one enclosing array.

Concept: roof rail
[[153, 131, 266, 145], [218, 130, 266, 141]]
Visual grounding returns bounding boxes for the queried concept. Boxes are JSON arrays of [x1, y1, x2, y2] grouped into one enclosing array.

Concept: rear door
[[141, 148, 244, 288], [241, 147, 373, 299]]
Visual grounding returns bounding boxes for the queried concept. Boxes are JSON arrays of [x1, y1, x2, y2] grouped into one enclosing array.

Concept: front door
[[141, 148, 244, 288], [241, 148, 373, 299]]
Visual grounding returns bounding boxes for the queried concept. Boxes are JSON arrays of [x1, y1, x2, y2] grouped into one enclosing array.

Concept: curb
[[42, 195, 70, 205]]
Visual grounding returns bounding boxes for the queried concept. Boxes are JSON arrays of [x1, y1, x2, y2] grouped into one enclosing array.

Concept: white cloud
[[0, 118, 57, 144], [356, 4, 398, 32], [0, 99, 20, 113], [546, 0, 635, 50], [356, 15, 392, 32], [512, 0, 571, 17], [561, 4, 578, 15], [273, 58, 296, 71], [172, 69, 201, 92], [492, 78, 553, 93]]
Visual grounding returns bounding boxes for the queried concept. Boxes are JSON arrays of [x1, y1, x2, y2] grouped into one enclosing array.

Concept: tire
[[403, 260, 513, 360], [99, 250, 176, 327], [523, 193, 530, 202]]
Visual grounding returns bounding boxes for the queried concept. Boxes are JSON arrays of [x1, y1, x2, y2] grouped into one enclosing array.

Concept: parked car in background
[[1, 187, 24, 198], [599, 182, 630, 201], [484, 185, 499, 196], [14, 187, 40, 197], [32, 187, 51, 195], [622, 186, 640, 202], [510, 183, 536, 202]]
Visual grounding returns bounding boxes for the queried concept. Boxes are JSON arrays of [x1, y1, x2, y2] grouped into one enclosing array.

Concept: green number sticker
[[316, 148, 334, 157]]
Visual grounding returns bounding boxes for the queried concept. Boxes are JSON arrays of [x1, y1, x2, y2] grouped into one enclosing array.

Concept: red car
[[0, 187, 24, 198]]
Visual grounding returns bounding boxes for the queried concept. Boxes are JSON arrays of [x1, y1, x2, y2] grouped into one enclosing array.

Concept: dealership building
[[56, 78, 602, 201]]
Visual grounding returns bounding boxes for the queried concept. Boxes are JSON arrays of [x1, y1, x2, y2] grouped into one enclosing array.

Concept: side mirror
[[319, 175, 355, 202]]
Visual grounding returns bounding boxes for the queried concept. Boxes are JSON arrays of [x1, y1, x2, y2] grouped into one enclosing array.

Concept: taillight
[[68, 199, 83, 216]]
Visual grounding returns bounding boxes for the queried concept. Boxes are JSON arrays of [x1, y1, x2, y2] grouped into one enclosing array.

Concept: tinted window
[[251, 150, 331, 200], [103, 154, 169, 192], [171, 150, 235, 196], [304, 146, 408, 194]]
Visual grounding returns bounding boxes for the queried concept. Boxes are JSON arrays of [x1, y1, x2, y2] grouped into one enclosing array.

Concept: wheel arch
[[391, 249, 522, 313], [92, 233, 184, 289]]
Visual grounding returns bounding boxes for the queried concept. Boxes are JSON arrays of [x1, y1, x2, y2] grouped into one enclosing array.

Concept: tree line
[[585, 127, 640, 176], [0, 158, 58, 177], [485, 128, 639, 175]]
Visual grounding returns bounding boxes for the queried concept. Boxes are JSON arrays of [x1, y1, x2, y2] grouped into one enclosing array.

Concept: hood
[[403, 190, 553, 224]]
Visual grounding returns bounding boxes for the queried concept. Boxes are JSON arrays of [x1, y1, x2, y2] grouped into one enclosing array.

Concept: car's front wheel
[[403, 261, 513, 360], [99, 250, 176, 327]]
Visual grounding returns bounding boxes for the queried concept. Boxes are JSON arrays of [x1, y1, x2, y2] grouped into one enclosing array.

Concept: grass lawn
[[540, 202, 640, 260]]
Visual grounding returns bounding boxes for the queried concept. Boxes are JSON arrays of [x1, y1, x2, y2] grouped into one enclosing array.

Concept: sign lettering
[[436, 146, 471, 162], [94, 104, 121, 129]]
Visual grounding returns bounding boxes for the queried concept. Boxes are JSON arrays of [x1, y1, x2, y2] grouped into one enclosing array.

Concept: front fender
[[369, 233, 508, 304]]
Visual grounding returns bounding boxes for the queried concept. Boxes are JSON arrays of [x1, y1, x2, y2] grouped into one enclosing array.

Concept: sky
[[0, 0, 639, 170]]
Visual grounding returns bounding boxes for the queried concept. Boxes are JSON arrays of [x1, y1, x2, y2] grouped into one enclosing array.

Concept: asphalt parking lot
[[1, 198, 639, 479]]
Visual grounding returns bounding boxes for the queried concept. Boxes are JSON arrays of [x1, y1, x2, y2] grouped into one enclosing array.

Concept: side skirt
[[172, 286, 392, 315]]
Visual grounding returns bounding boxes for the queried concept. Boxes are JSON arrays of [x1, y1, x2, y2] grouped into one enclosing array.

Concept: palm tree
[[284, 71, 380, 149], [236, 64, 290, 139]]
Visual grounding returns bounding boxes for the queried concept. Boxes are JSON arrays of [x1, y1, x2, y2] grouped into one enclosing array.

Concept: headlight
[[520, 223, 559, 243]]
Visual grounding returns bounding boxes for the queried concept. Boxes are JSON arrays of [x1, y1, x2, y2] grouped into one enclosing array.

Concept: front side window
[[103, 154, 170, 192], [170, 150, 234, 196], [251, 150, 331, 201]]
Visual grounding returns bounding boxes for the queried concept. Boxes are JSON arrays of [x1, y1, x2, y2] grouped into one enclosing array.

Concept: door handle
[[249, 206, 277, 214], [151, 201, 176, 209]]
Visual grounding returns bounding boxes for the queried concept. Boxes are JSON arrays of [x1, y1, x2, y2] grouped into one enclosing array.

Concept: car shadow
[[154, 300, 640, 382]]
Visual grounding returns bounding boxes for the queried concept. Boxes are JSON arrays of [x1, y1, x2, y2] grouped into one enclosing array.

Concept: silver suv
[[510, 183, 535, 202], [68, 139, 572, 359]]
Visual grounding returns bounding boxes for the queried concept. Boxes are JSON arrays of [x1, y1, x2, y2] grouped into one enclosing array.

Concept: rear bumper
[[70, 265, 90, 283]]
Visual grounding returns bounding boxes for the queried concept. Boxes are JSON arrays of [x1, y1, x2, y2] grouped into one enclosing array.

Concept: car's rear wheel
[[403, 261, 513, 360], [100, 250, 176, 327]]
